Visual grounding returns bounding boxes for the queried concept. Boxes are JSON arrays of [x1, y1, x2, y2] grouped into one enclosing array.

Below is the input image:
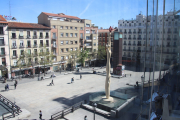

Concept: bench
[[82, 104, 110, 116]]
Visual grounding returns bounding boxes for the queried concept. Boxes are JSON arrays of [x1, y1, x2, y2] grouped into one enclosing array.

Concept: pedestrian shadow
[[67, 83, 71, 84]]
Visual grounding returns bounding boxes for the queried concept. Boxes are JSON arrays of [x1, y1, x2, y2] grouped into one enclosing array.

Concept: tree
[[91, 51, 98, 67], [97, 45, 106, 60], [38, 46, 54, 76], [77, 49, 89, 67], [69, 50, 80, 68]]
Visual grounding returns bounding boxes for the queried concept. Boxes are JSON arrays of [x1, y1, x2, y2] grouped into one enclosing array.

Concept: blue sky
[[1, 0, 178, 29]]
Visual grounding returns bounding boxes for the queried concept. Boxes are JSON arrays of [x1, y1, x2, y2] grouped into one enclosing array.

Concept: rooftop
[[8, 22, 51, 29], [98, 29, 117, 33], [42, 12, 80, 20], [0, 15, 8, 24]]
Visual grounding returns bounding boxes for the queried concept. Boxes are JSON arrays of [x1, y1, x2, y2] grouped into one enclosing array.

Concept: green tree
[[38, 46, 54, 76], [77, 49, 89, 67], [69, 50, 80, 68], [97, 45, 106, 60]]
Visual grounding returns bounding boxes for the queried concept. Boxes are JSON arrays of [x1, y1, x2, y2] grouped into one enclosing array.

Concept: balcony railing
[[0, 31, 4, 35], [123, 49, 126, 51], [133, 32, 136, 34], [45, 44, 49, 47], [11, 45, 17, 49], [167, 38, 171, 40], [137, 44, 142, 46], [128, 32, 132, 34], [124, 32, 127, 34], [19, 36, 24, 39], [45, 36, 49, 39], [39, 36, 43, 39], [132, 44, 136, 46], [0, 52, 5, 57], [11, 36, 16, 39], [173, 38, 177, 40], [143, 38, 146, 40], [167, 31, 171, 34], [33, 45, 38, 48], [26, 35, 31, 39], [123, 43, 127, 45], [12, 55, 18, 59], [166, 45, 170, 47], [52, 45, 57, 48], [0, 43, 5, 46], [33, 53, 38, 56], [124, 38, 127, 39], [174, 31, 178, 34], [128, 43, 131, 45], [138, 32, 142, 34], [39, 44, 43, 47], [19, 45, 24, 48], [33, 36, 37, 39], [128, 37, 131, 39], [173, 45, 177, 47], [133, 38, 136, 40], [52, 36, 57, 40], [138, 38, 142, 40], [26, 45, 31, 48]]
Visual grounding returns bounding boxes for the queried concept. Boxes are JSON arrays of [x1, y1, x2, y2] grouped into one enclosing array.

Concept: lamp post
[[93, 103, 97, 120]]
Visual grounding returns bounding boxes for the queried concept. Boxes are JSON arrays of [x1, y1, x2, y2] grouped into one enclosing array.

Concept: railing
[[33, 36, 37, 39], [26, 45, 31, 48], [51, 101, 84, 120], [11, 36, 16, 39], [0, 43, 5, 46], [52, 37, 57, 40], [124, 32, 127, 34], [0, 31, 4, 34], [128, 32, 132, 34], [133, 32, 136, 34], [45, 36, 49, 39], [33, 45, 37, 48], [124, 38, 127, 39], [19, 36, 24, 39], [26, 35, 31, 39], [173, 38, 177, 40], [0, 94, 22, 120], [12, 55, 18, 59], [128, 37, 131, 39], [133, 38, 136, 40], [19, 45, 24, 48], [39, 36, 43, 39], [11, 46, 17, 49], [167, 38, 171, 40], [0, 53, 5, 57]]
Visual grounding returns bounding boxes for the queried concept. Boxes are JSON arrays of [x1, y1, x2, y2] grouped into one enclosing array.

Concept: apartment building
[[8, 22, 51, 77], [0, 15, 10, 78], [118, 12, 180, 71], [38, 12, 98, 69]]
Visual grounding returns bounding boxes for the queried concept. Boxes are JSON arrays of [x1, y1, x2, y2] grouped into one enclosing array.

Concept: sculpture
[[105, 26, 113, 100]]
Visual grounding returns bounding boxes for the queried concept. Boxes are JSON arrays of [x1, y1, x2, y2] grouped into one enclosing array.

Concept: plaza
[[0, 67, 160, 119]]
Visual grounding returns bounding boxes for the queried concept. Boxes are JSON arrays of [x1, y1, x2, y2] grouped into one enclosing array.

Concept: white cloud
[[79, 1, 92, 17]]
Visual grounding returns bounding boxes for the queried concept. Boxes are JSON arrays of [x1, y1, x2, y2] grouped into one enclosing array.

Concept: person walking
[[39, 110, 42, 119], [51, 79, 54, 85], [80, 74, 82, 79], [15, 80, 18, 85], [6, 84, 9, 91], [14, 83, 17, 89], [84, 115, 87, 120]]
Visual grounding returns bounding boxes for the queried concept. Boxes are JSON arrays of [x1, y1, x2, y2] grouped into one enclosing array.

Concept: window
[[40, 32, 43, 38], [75, 48, 77, 51], [53, 33, 56, 39], [66, 56, 69, 60], [61, 33, 63, 37], [66, 26, 68, 29], [34, 40, 37, 45], [61, 41, 64, 45], [20, 50, 24, 55], [86, 36, 90, 40], [86, 24, 90, 27], [61, 56, 64, 60], [94, 49, 96, 52], [66, 41, 68, 44], [70, 48, 73, 51], [46, 40, 49, 46], [66, 48, 68, 52], [13, 50, 17, 56], [66, 33, 68, 37], [70, 41, 73, 44], [13, 60, 17, 66], [86, 30, 90, 33], [80, 33, 83, 39], [139, 23, 141, 26], [70, 33, 73, 37], [60, 26, 63, 29], [12, 41, 16, 46], [70, 26, 73, 29], [71, 55, 73, 58], [94, 43, 96, 46], [75, 41, 77, 44], [52, 25, 56, 28], [81, 27, 83, 30], [20, 40, 24, 47], [61, 49, 64, 52], [93, 36, 96, 40], [75, 27, 77, 30], [27, 31, 30, 38], [19, 31, 23, 37], [75, 33, 77, 37]]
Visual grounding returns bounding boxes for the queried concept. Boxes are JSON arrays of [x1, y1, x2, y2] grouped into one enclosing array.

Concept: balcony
[[11, 36, 16, 39], [128, 43, 131, 45], [26, 35, 31, 39], [52, 45, 57, 48], [143, 38, 146, 40], [132, 44, 136, 46], [128, 37, 131, 40], [26, 45, 31, 48], [123, 43, 127, 45], [39, 36, 43, 39], [45, 36, 49, 39], [19, 45, 24, 49], [33, 45, 38, 48], [45, 44, 49, 47], [39, 44, 43, 47], [0, 31, 4, 35], [174, 31, 178, 34], [124, 38, 127, 40], [12, 55, 18, 59], [138, 32, 142, 34], [123, 49, 126, 51], [128, 32, 132, 34], [11, 45, 17, 49], [80, 37, 83, 40], [86, 39, 92, 42], [124, 32, 127, 34], [173, 45, 177, 47], [0, 42, 5, 46], [166, 45, 170, 47], [133, 38, 136, 40], [133, 32, 136, 34], [167, 31, 171, 34], [0, 52, 5, 57], [33, 53, 38, 56], [167, 38, 171, 40], [19, 36, 24, 39], [33, 36, 37, 39], [137, 44, 142, 46], [137, 38, 142, 40], [52, 36, 57, 40], [173, 38, 177, 40]]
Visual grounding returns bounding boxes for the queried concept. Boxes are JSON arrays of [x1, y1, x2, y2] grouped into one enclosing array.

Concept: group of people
[[71, 74, 82, 83], [4, 80, 18, 91]]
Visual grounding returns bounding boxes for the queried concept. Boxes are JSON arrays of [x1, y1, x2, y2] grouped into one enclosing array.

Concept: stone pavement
[[0, 67, 160, 119]]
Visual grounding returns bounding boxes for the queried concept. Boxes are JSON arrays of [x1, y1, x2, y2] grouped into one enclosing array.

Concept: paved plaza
[[0, 67, 160, 119]]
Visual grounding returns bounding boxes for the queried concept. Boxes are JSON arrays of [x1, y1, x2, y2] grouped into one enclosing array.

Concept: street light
[[93, 103, 97, 120]]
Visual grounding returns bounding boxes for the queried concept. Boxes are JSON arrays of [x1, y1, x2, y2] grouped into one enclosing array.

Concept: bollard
[[72, 106, 74, 112]]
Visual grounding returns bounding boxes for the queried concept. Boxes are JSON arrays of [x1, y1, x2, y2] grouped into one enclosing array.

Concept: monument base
[[102, 96, 114, 103]]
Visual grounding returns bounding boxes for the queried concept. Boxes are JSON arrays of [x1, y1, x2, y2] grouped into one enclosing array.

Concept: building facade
[[38, 12, 98, 69], [0, 15, 10, 78], [8, 22, 51, 77], [118, 12, 180, 71]]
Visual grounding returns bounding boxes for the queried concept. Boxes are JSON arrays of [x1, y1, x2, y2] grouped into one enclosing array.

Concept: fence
[[51, 100, 84, 120], [0, 94, 22, 120]]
